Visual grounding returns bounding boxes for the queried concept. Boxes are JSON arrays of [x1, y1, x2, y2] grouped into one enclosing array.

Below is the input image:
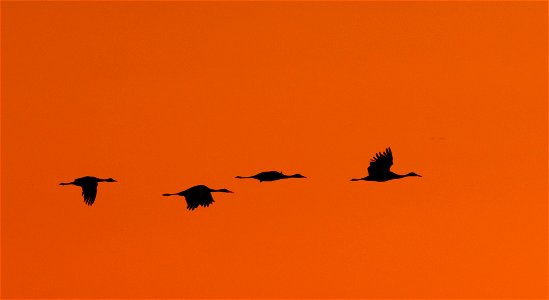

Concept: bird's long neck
[[391, 172, 414, 179], [286, 174, 306, 179], [235, 176, 252, 179], [59, 182, 74, 185], [162, 193, 178, 196], [97, 178, 110, 182], [210, 189, 231, 193]]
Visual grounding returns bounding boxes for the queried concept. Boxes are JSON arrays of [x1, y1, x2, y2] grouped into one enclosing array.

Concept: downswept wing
[[367, 147, 393, 177], [185, 196, 200, 210], [81, 182, 98, 206], [199, 192, 215, 208], [184, 192, 215, 211]]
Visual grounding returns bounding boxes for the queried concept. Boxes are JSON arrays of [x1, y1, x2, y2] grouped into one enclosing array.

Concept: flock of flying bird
[[59, 147, 422, 210]]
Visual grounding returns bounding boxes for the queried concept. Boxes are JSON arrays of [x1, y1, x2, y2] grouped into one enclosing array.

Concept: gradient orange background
[[1, 1, 547, 298]]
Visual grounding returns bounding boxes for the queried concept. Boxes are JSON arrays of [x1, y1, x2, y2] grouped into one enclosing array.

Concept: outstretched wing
[[367, 147, 393, 177], [81, 182, 98, 206]]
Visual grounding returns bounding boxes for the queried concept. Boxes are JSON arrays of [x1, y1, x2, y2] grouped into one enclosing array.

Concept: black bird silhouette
[[59, 176, 117, 205], [162, 185, 233, 210], [351, 147, 421, 182], [235, 171, 306, 182]]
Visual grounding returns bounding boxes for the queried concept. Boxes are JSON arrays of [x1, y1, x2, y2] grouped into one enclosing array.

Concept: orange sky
[[1, 1, 547, 298]]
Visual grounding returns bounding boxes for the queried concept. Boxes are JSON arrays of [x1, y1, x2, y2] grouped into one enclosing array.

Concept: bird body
[[163, 185, 233, 210], [235, 171, 306, 182], [59, 176, 117, 205], [351, 148, 421, 182], [351, 171, 420, 182]]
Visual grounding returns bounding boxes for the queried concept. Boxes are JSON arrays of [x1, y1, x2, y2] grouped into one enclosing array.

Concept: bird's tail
[[162, 193, 177, 196], [235, 176, 252, 179]]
